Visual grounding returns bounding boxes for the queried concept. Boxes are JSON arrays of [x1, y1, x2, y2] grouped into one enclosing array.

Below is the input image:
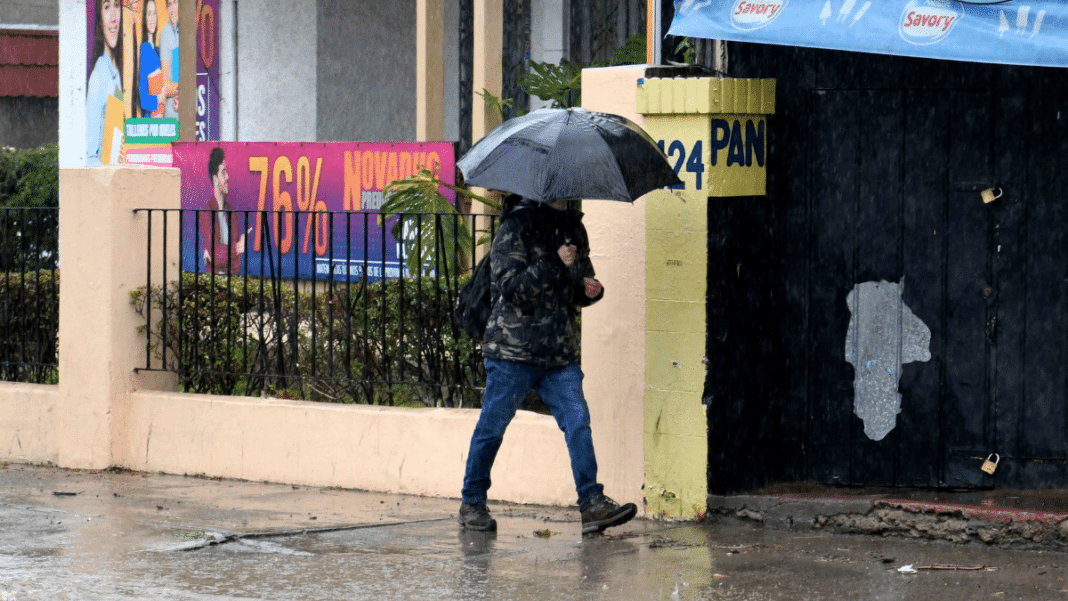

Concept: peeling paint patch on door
[[845, 280, 932, 441]]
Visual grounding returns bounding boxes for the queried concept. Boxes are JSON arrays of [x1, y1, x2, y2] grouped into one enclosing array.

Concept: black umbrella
[[457, 107, 682, 203]]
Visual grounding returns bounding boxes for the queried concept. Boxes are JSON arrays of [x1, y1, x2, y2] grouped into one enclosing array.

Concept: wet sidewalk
[[1, 463, 1067, 600]]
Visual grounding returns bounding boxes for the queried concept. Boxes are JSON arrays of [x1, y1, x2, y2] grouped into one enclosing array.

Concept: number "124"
[[657, 140, 703, 191]]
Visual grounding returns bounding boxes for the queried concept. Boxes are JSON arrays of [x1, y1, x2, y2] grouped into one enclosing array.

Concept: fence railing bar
[[145, 209, 154, 369], [177, 210, 186, 375], [193, 209, 206, 379], [362, 211, 371, 401], [344, 212, 352, 382], [240, 210, 250, 377], [415, 214, 424, 386], [1, 214, 8, 379], [398, 217, 407, 383], [306, 210, 316, 380], [433, 215, 445, 390], [327, 211, 335, 381], [161, 210, 170, 371], [291, 209, 300, 395], [454, 212, 470, 399], [18, 208, 28, 376], [268, 212, 287, 389], [380, 212, 390, 404]]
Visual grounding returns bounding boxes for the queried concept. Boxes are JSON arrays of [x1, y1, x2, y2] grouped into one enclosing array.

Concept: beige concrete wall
[[0, 383, 58, 464], [0, 165, 578, 508], [122, 393, 573, 505], [580, 66, 653, 512]]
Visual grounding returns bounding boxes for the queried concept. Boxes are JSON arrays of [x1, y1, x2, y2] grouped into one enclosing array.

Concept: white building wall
[[0, 0, 57, 25], [315, 0, 416, 142], [237, 0, 317, 141], [219, 0, 237, 140], [58, 0, 87, 169], [529, 0, 566, 111]]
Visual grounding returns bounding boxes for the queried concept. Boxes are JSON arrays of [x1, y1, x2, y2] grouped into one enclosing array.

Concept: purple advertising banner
[[173, 141, 457, 282]]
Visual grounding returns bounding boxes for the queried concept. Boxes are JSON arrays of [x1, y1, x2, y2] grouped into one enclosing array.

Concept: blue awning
[[668, 1, 1068, 68]]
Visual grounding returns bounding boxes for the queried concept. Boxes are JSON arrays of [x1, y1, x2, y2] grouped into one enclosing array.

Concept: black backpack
[[452, 252, 493, 340]]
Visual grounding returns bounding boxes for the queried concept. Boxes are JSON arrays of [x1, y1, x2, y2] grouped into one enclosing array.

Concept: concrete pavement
[[1, 463, 1067, 600]]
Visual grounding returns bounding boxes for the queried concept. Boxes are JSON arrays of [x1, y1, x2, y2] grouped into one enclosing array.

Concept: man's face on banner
[[213, 160, 229, 198], [166, 0, 179, 27]]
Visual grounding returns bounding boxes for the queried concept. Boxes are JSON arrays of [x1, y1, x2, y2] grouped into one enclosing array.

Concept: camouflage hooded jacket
[[481, 199, 604, 367]]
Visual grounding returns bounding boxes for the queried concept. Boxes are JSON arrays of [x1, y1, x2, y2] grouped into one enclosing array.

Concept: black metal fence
[[132, 208, 498, 408], [0, 207, 59, 384]]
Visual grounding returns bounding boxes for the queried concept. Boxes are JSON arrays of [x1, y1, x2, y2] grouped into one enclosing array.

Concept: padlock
[[981, 187, 1003, 204], [981, 453, 1000, 475]]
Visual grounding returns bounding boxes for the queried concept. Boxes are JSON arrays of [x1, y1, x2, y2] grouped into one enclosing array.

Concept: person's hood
[[498, 196, 584, 249], [500, 195, 583, 223]]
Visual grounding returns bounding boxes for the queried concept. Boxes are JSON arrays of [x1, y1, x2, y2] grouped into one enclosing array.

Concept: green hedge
[[0, 270, 59, 384], [0, 144, 58, 208], [0, 145, 59, 272], [130, 272, 486, 407]]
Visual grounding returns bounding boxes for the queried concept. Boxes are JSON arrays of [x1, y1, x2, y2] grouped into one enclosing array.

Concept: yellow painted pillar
[[472, 0, 503, 142], [637, 76, 775, 519], [417, 0, 445, 141]]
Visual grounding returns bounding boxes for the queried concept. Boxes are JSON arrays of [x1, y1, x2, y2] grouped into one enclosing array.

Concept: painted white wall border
[[58, 0, 87, 169]]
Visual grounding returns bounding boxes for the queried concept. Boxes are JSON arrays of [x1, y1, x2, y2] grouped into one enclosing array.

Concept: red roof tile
[[0, 29, 59, 97]]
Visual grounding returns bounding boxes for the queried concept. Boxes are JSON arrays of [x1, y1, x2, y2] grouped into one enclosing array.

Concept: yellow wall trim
[[638, 77, 776, 116]]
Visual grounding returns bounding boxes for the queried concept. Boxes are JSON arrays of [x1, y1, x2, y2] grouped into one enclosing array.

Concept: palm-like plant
[[379, 168, 499, 279]]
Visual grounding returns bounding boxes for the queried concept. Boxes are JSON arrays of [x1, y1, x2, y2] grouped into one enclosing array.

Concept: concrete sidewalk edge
[[708, 494, 1068, 551]]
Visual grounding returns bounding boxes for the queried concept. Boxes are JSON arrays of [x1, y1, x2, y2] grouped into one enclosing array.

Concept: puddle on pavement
[[0, 502, 712, 601], [151, 519, 712, 600], [211, 538, 313, 556]]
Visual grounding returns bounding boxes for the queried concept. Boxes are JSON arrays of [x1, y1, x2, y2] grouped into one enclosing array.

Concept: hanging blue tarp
[[668, 0, 1068, 68]]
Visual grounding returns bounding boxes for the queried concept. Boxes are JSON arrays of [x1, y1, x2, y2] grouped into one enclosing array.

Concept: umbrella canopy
[[457, 107, 682, 203]]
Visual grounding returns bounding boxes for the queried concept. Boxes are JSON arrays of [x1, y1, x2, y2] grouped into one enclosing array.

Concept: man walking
[[459, 195, 637, 534]]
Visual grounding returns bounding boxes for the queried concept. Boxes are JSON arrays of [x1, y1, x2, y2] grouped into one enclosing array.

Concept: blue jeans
[[462, 359, 603, 508]]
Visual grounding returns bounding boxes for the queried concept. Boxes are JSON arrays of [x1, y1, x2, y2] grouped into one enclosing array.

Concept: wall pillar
[[57, 166, 181, 469], [472, 0, 503, 142], [417, 0, 445, 141], [468, 0, 504, 237], [579, 65, 650, 513], [178, 0, 197, 141], [637, 75, 776, 519], [583, 68, 776, 519]]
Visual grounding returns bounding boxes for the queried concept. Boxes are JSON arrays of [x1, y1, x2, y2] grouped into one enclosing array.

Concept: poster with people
[[172, 141, 457, 281], [85, 0, 220, 167]]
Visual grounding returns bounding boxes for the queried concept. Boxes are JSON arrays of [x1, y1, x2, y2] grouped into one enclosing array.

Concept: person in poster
[[86, 0, 124, 166], [159, 0, 180, 119], [138, 0, 170, 117], [199, 147, 248, 275]]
